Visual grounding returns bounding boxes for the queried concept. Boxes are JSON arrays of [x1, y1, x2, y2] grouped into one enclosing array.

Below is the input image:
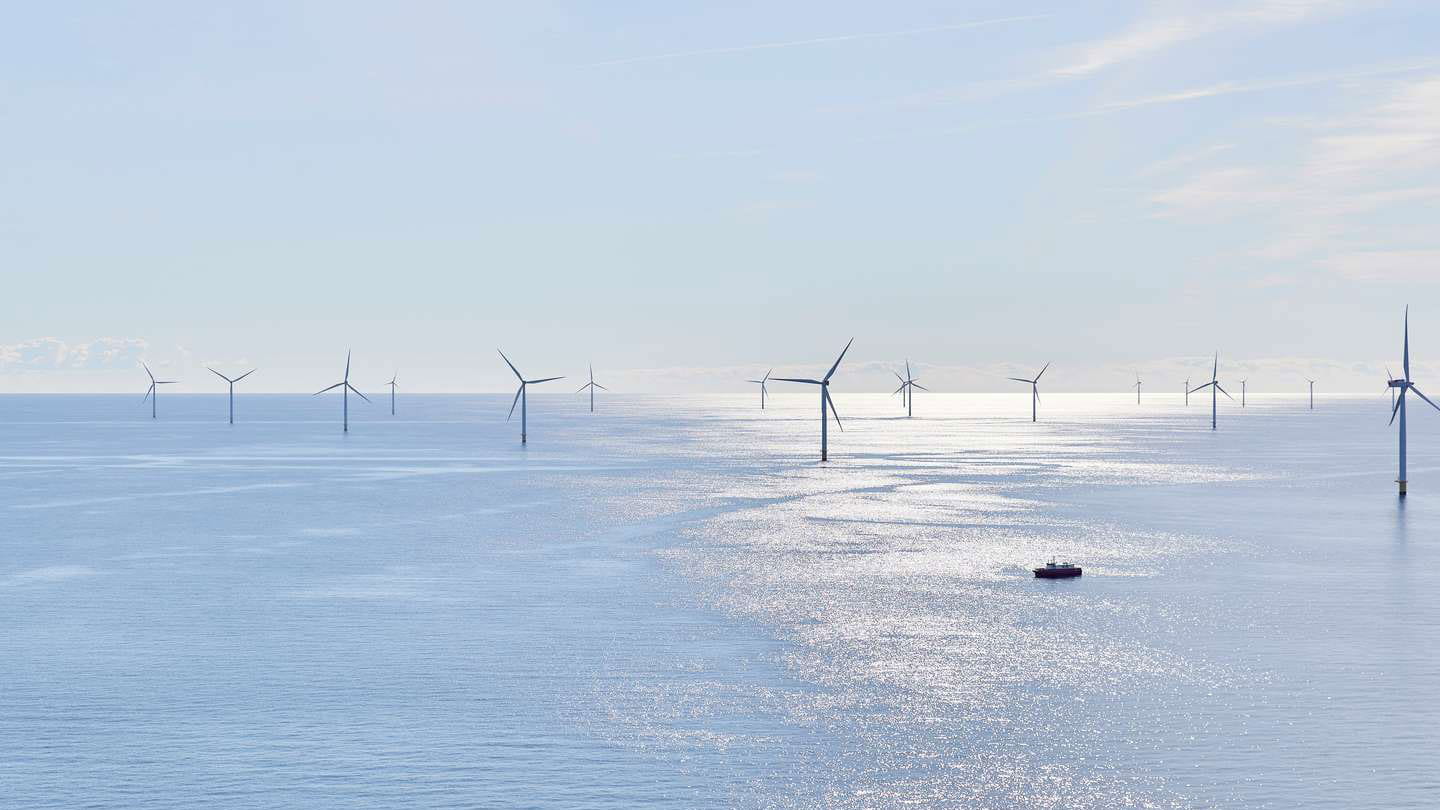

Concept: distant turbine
[[314, 351, 369, 432], [576, 363, 608, 412], [1306, 377, 1316, 409], [386, 373, 398, 415], [775, 338, 853, 461], [500, 350, 563, 444], [207, 367, 256, 424], [1007, 363, 1049, 422], [141, 363, 178, 419], [746, 369, 772, 409], [1240, 379, 1248, 408], [891, 360, 927, 418], [1184, 377, 1190, 406], [1133, 371, 1142, 404], [1187, 353, 1233, 431], [1386, 367, 1395, 410], [1388, 307, 1440, 498]]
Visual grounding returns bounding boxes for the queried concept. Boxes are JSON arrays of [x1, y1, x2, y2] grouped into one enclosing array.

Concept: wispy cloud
[[586, 14, 1052, 67], [0, 337, 148, 371]]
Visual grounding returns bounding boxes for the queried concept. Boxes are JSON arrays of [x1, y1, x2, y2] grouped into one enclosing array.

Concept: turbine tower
[[141, 363, 178, 420], [1184, 377, 1191, 406], [576, 364, 607, 412], [1187, 353, 1233, 430], [1008, 363, 1049, 422], [746, 369, 772, 409], [1388, 307, 1440, 498], [314, 351, 369, 432], [207, 367, 255, 424], [500, 350, 563, 444], [1306, 378, 1316, 409], [386, 374, 398, 415], [1240, 379, 1248, 408], [1133, 372, 1142, 404], [775, 338, 853, 462], [891, 360, 927, 418]]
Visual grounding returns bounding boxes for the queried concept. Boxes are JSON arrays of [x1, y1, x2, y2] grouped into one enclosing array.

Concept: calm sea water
[[2, 392, 1436, 808]]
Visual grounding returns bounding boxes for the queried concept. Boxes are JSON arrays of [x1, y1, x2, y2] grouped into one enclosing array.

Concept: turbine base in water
[[1399, 479, 1407, 498]]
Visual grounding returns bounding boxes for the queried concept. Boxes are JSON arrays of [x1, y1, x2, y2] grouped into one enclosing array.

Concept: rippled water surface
[[3, 393, 1437, 808]]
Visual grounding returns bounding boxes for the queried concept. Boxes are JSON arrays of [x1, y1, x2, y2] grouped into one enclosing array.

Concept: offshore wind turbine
[[576, 364, 607, 412], [891, 360, 927, 418], [207, 367, 255, 424], [141, 363, 178, 419], [774, 338, 852, 462], [893, 370, 908, 411], [1184, 377, 1191, 406], [1306, 378, 1316, 409], [500, 350, 563, 444], [386, 373, 398, 415], [1240, 379, 1248, 408], [1008, 363, 1049, 422], [1187, 353, 1233, 430], [314, 351, 369, 432], [1388, 307, 1440, 498], [746, 369, 772, 409], [1133, 372, 1143, 404]]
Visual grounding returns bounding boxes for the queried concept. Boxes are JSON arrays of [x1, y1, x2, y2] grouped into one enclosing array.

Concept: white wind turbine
[[141, 363, 178, 420], [774, 338, 853, 461], [1187, 352, 1233, 431], [1008, 363, 1049, 422], [891, 360, 927, 418], [207, 367, 256, 424], [314, 351, 369, 432], [1306, 377, 1316, 409], [746, 369, 772, 410], [499, 350, 563, 444], [1240, 378, 1248, 408], [1133, 372, 1142, 404], [576, 364, 607, 413], [1184, 376, 1191, 406], [1388, 307, 1440, 498], [386, 373, 398, 415]]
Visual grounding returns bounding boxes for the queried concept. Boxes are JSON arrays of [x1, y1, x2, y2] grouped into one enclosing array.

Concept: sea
[[2, 392, 1436, 808]]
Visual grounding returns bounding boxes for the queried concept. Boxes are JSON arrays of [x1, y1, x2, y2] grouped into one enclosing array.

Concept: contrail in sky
[[586, 14, 1053, 67]]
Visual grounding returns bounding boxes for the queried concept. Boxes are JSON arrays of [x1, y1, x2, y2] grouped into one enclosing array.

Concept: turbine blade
[[576, 383, 590, 393], [905, 359, 912, 379], [143, 362, 155, 383], [594, 383, 608, 391], [774, 377, 821, 385], [507, 385, 523, 420], [892, 383, 906, 395], [764, 368, 772, 382], [142, 384, 154, 403], [1007, 377, 1033, 384], [1390, 390, 1404, 425], [825, 388, 842, 431], [823, 337, 854, 382], [911, 383, 929, 391], [1035, 362, 1050, 381], [498, 349, 523, 381], [234, 369, 256, 382], [1411, 385, 1440, 413], [1216, 384, 1234, 401], [347, 383, 371, 403], [208, 367, 230, 383], [527, 376, 564, 385], [345, 350, 351, 382], [314, 382, 344, 395], [1404, 305, 1410, 379]]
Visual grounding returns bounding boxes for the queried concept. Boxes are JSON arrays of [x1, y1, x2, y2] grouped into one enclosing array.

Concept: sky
[[3, 0, 1439, 393]]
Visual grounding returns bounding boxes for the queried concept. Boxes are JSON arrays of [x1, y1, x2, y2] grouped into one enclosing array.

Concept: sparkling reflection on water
[[1, 393, 1436, 808]]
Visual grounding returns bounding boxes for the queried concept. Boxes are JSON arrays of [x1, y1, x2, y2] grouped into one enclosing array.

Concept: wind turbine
[[314, 351, 369, 432], [141, 363, 178, 419], [1133, 372, 1142, 404], [499, 350, 563, 444], [1240, 379, 1248, 408], [891, 360, 927, 418], [386, 373, 398, 415], [746, 369, 772, 409], [1388, 307, 1440, 498], [774, 338, 853, 461], [1008, 363, 1049, 422], [1184, 377, 1191, 406], [1306, 378, 1316, 409], [1187, 352, 1233, 430], [576, 364, 607, 413], [207, 367, 255, 424]]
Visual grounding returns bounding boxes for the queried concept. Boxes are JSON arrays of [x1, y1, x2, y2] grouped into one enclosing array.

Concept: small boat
[[1033, 559, 1082, 578]]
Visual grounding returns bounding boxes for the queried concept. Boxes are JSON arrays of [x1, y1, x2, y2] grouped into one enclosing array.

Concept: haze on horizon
[[4, 1, 1438, 393]]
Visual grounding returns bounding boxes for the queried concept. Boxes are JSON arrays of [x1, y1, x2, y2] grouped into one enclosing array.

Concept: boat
[[1033, 559, 1081, 578]]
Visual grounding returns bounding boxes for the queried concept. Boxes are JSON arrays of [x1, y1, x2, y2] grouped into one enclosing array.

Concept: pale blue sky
[[3, 1, 1438, 392]]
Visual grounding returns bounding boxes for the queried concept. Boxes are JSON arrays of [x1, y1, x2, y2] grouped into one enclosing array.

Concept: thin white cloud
[[586, 14, 1052, 67], [0, 337, 148, 371]]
